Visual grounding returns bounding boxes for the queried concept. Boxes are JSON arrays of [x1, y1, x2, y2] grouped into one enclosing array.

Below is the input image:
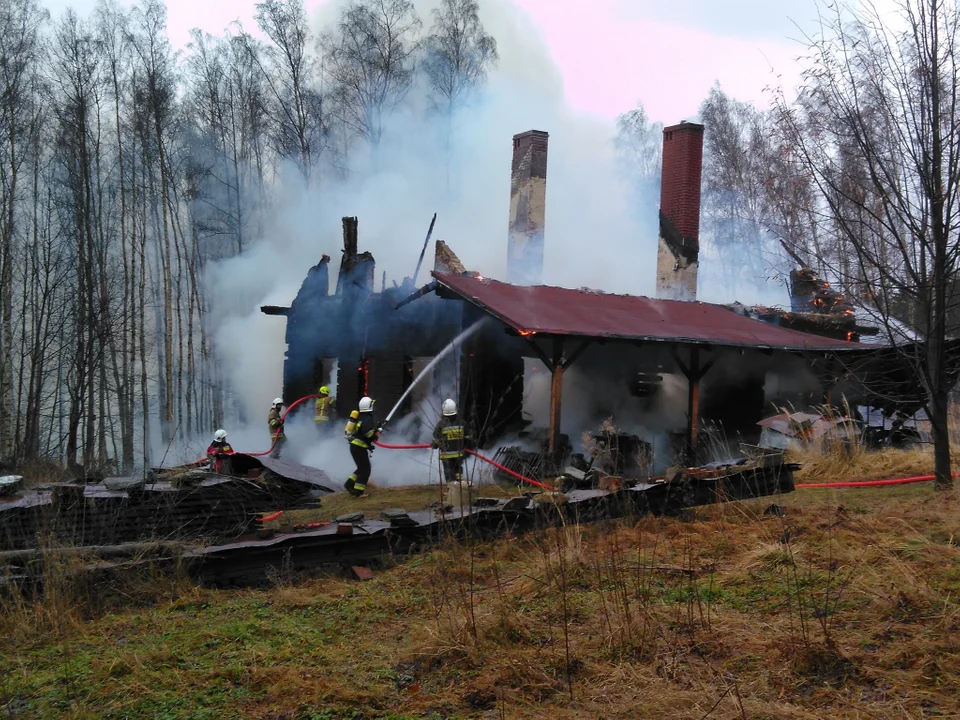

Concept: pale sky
[[41, 0, 827, 123]]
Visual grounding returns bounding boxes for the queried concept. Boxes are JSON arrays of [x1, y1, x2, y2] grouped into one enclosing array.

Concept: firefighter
[[206, 429, 235, 475], [432, 399, 472, 484], [315, 385, 334, 434], [268, 397, 286, 458], [343, 396, 382, 497]]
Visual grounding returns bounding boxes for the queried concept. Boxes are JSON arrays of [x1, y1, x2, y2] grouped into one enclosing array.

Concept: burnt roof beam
[[394, 281, 438, 309]]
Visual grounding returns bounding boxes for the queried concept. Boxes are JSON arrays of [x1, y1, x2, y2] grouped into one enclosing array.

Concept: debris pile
[[195, 448, 798, 586], [0, 455, 335, 551]]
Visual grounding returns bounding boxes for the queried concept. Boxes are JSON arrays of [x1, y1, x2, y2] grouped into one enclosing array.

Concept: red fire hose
[[465, 449, 556, 491], [229, 394, 325, 458], [795, 473, 960, 489], [371, 440, 554, 490]]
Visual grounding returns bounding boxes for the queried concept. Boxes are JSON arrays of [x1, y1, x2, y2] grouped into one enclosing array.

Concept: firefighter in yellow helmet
[[315, 385, 334, 435], [432, 398, 473, 484], [343, 396, 382, 497], [268, 397, 286, 458]]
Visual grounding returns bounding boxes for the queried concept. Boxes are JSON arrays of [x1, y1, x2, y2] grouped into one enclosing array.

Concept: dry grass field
[[2, 447, 958, 719]]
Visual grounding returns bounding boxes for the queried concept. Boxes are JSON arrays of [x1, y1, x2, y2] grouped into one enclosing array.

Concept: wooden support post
[[821, 355, 837, 408], [549, 338, 564, 455], [687, 347, 701, 461]]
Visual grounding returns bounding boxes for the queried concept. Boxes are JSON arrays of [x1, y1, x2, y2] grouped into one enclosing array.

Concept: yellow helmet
[[319, 386, 330, 395]]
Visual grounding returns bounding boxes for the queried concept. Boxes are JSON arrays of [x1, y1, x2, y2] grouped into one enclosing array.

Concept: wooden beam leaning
[[523, 337, 555, 373]]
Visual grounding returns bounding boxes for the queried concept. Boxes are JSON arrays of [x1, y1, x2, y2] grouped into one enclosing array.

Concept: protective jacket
[[344, 411, 381, 450], [268, 407, 285, 439], [207, 440, 234, 457], [432, 415, 470, 460], [206, 440, 234, 474], [315, 395, 334, 423]]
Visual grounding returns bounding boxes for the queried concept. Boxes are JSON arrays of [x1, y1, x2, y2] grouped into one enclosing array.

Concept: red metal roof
[[432, 273, 864, 352]]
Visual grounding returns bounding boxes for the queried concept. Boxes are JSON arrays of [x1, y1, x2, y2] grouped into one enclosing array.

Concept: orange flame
[[519, 330, 536, 336]]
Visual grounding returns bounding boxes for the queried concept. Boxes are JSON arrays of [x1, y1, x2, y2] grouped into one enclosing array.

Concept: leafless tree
[[422, 0, 496, 181], [777, 0, 960, 489], [50, 8, 106, 471], [249, 0, 325, 180], [322, 0, 422, 148], [0, 0, 46, 464], [422, 0, 496, 114], [614, 101, 662, 192], [186, 27, 272, 257]]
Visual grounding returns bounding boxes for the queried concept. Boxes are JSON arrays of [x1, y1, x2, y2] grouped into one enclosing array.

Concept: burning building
[[262, 122, 954, 478]]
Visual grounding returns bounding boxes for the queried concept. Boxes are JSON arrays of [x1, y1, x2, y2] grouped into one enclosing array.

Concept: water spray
[[383, 318, 489, 425]]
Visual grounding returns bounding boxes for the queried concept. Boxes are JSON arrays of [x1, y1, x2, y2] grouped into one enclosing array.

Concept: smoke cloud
[[190, 0, 789, 481], [205, 0, 660, 430]]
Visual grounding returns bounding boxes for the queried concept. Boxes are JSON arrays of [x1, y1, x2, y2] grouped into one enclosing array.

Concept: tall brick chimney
[[655, 122, 704, 301], [507, 130, 548, 285]]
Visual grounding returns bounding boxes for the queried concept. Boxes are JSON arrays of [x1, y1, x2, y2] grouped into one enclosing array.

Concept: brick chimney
[[507, 130, 548, 285], [655, 122, 704, 301]]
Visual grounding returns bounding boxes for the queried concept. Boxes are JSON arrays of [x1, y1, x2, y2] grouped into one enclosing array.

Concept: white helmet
[[214, 429, 227, 442], [272, 397, 283, 406], [358, 396, 375, 413], [442, 399, 457, 416]]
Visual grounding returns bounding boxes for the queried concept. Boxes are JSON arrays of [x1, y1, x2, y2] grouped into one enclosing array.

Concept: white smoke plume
[[181, 0, 792, 483], [204, 0, 659, 433]]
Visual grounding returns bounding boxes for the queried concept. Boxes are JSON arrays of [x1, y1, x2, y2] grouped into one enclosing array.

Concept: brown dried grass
[[3, 459, 960, 719]]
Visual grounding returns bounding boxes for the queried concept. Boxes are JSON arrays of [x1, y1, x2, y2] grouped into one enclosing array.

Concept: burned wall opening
[[459, 307, 526, 444], [279, 218, 466, 424]]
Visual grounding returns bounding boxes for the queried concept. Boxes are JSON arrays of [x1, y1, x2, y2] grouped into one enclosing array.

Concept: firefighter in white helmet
[[432, 398, 472, 484], [206, 429, 235, 474], [343, 396, 382, 497], [268, 397, 285, 458]]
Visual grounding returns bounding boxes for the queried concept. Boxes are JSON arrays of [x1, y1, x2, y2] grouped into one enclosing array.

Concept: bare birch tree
[[777, 0, 960, 489], [250, 0, 325, 180], [422, 0, 496, 182], [0, 0, 46, 464], [322, 0, 421, 148], [614, 101, 662, 194]]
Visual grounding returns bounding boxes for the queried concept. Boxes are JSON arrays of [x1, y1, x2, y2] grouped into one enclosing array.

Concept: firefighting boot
[[345, 476, 366, 497]]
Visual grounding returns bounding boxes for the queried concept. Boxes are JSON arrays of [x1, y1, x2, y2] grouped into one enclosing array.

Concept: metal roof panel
[[433, 273, 864, 352]]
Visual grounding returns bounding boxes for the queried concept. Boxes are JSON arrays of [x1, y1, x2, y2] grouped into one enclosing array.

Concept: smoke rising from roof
[[206, 0, 658, 429]]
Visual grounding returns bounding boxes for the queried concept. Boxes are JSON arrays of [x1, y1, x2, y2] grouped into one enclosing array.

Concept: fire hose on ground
[[794, 473, 960, 489], [372, 440, 555, 491]]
